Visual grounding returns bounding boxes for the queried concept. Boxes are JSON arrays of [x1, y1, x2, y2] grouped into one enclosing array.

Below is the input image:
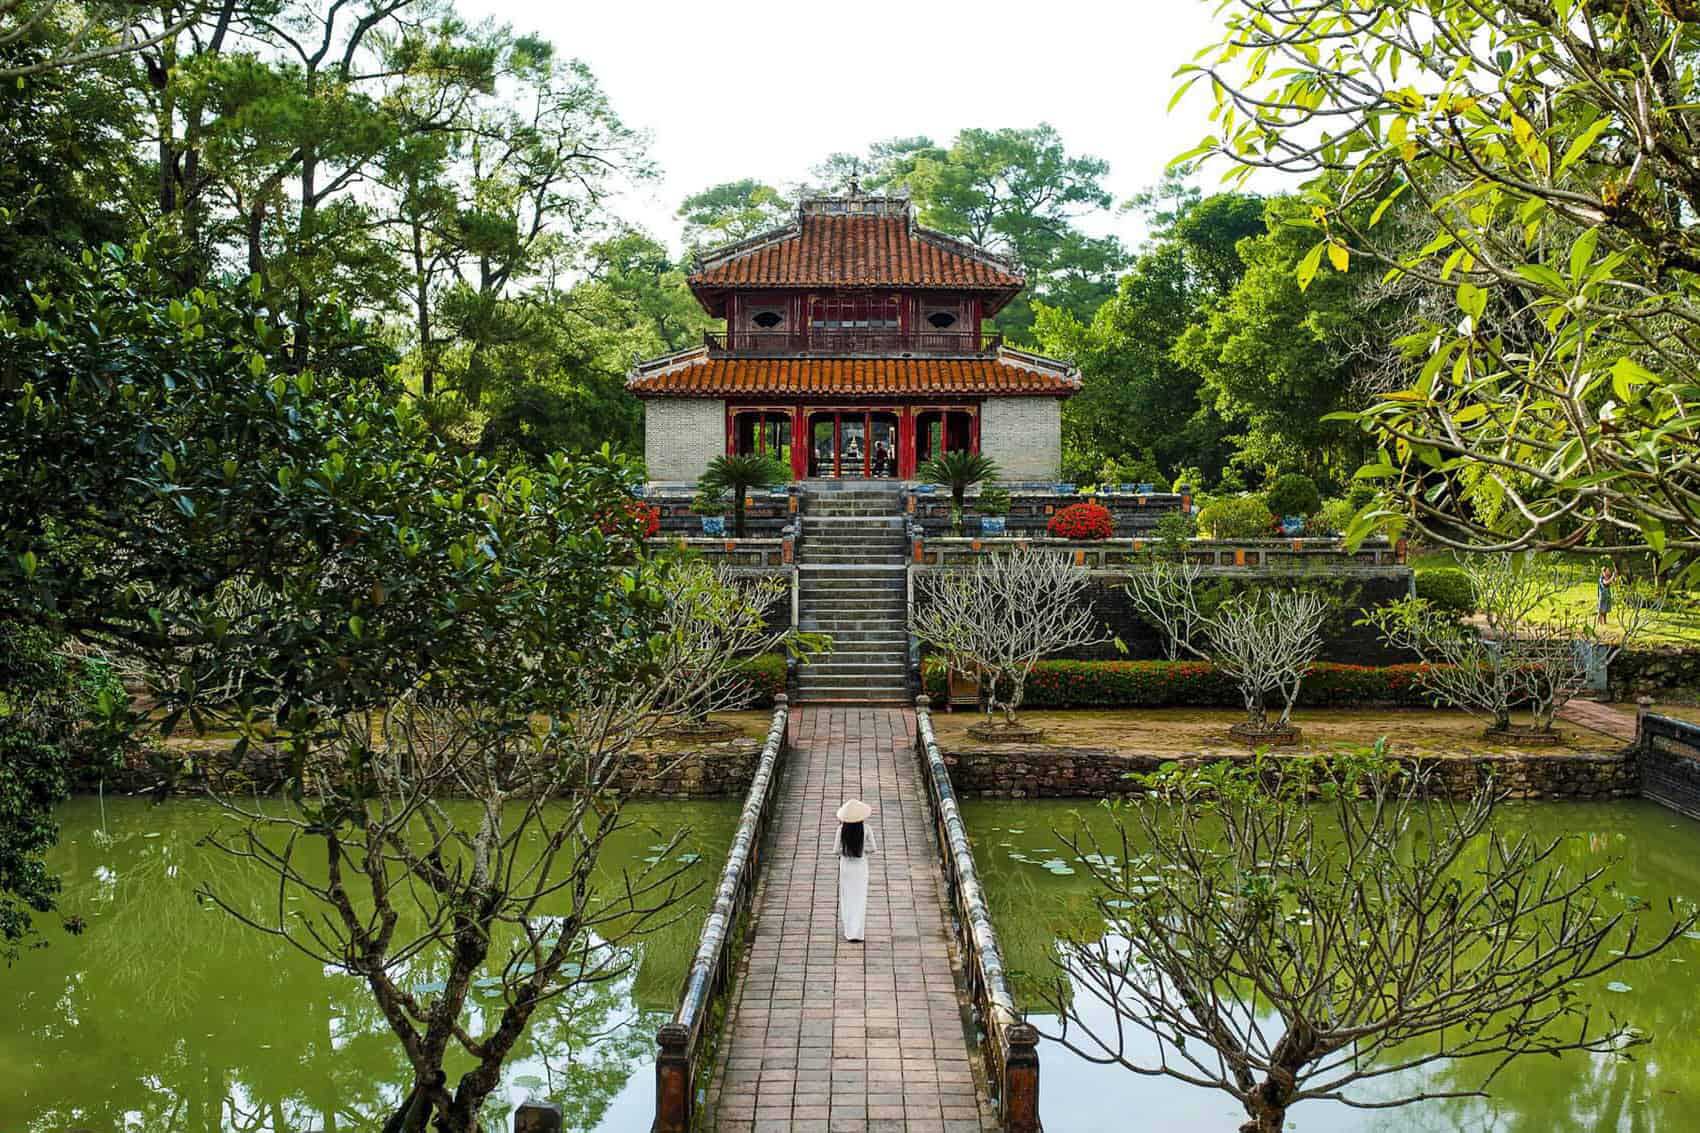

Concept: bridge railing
[[914, 695, 1040, 1132], [653, 696, 791, 1133]]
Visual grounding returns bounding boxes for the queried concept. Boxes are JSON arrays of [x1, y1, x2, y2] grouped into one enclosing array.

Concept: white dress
[[838, 826, 877, 941]]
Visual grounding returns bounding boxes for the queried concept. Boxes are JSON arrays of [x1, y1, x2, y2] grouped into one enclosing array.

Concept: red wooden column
[[898, 406, 916, 480], [725, 407, 736, 456], [863, 410, 872, 478], [970, 406, 981, 455], [790, 406, 807, 479]]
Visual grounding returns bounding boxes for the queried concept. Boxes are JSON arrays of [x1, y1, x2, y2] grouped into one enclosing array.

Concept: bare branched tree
[[1124, 560, 1206, 661], [1365, 554, 1657, 736], [1125, 566, 1329, 733], [1049, 754, 1696, 1133], [198, 561, 800, 1132], [912, 548, 1108, 727]]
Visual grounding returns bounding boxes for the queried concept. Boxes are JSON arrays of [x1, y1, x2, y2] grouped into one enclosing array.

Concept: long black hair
[[839, 821, 865, 859]]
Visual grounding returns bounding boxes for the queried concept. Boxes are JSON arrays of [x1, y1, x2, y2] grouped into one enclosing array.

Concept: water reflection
[[965, 799, 1700, 1132], [1, 797, 736, 1133]]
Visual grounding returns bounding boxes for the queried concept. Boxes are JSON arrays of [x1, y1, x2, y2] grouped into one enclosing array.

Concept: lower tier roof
[[627, 347, 1079, 399]]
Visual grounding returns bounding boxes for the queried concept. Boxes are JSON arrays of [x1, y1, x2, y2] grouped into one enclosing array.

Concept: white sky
[[459, 0, 1226, 255]]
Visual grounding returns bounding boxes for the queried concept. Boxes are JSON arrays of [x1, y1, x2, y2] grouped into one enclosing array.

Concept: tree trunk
[[735, 485, 748, 538], [1239, 1069, 1294, 1133]]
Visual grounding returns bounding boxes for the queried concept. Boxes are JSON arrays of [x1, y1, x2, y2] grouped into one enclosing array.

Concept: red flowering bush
[[598, 498, 660, 538], [1047, 501, 1115, 540]]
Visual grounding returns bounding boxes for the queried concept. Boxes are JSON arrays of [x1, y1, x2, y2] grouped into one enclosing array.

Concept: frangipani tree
[[1181, 0, 1700, 573], [1051, 752, 1695, 1133], [912, 548, 1108, 729], [1364, 553, 1657, 736], [1125, 562, 1330, 737]]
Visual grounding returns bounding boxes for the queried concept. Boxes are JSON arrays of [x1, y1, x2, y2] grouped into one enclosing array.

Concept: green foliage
[[1264, 473, 1322, 518], [0, 622, 130, 960], [1308, 497, 1357, 538], [975, 484, 1012, 517], [677, 179, 791, 248], [1152, 510, 1198, 558], [690, 487, 727, 517], [1196, 496, 1275, 540], [1415, 567, 1478, 616], [1035, 182, 1257, 485], [699, 454, 787, 538], [920, 451, 1001, 535], [1185, 0, 1700, 565], [922, 658, 1438, 708], [853, 126, 1126, 337], [732, 653, 787, 706]]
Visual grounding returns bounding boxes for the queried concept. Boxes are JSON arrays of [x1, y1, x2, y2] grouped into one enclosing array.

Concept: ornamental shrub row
[[921, 659, 1443, 709]]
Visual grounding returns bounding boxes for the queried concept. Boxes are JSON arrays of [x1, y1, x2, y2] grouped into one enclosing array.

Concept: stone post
[[653, 1021, 692, 1133], [514, 1101, 562, 1133], [1002, 1021, 1041, 1133]]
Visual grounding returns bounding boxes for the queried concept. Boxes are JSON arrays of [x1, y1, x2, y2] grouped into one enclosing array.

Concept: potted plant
[[976, 483, 1012, 536], [919, 451, 1001, 536], [690, 487, 727, 536]]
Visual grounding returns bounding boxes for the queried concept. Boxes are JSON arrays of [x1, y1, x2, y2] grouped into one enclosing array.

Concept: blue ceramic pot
[[701, 516, 726, 537], [1280, 516, 1305, 536], [979, 516, 1007, 535]]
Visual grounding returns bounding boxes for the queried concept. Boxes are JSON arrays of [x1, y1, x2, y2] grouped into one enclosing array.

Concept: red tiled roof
[[627, 350, 1078, 399], [689, 213, 1024, 293]]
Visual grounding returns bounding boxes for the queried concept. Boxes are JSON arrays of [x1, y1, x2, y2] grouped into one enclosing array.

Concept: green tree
[[1034, 184, 1261, 486], [919, 451, 1000, 536], [884, 125, 1126, 337], [1184, 0, 1700, 567], [699, 453, 787, 538], [677, 178, 790, 249]]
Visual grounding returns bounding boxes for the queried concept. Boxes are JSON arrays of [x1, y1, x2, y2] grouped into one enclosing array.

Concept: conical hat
[[835, 799, 872, 823]]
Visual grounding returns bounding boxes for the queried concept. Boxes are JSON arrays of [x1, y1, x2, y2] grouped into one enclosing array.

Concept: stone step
[[796, 679, 911, 697], [801, 659, 908, 674], [802, 514, 906, 525], [801, 551, 907, 563], [800, 574, 905, 588], [811, 627, 907, 642], [805, 599, 905, 613]]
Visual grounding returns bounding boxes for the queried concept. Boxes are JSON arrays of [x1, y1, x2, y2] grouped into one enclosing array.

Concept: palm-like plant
[[919, 451, 1001, 535], [700, 454, 788, 538]]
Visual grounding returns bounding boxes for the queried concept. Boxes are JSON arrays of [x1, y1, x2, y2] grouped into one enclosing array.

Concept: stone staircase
[[795, 484, 910, 704]]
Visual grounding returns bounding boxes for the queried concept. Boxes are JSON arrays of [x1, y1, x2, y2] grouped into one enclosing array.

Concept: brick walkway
[[705, 706, 996, 1132]]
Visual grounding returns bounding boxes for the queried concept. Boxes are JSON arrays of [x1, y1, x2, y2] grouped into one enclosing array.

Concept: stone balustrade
[[905, 485, 1190, 539], [910, 534, 1406, 572], [654, 698, 791, 1133], [914, 696, 1040, 1133]]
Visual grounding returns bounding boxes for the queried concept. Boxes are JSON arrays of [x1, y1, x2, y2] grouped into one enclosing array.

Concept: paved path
[[705, 706, 996, 1132], [1559, 698, 1639, 742]]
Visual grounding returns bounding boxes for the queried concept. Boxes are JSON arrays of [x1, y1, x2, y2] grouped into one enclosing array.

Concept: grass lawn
[[928, 705, 1629, 757], [1410, 550, 1700, 645]]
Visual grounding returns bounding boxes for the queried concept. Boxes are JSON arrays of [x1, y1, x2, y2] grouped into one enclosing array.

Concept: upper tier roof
[[688, 195, 1025, 313]]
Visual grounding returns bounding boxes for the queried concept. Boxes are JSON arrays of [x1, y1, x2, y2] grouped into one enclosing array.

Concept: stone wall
[[928, 569, 1411, 665], [941, 744, 1637, 801], [644, 398, 726, 483], [1612, 647, 1700, 700], [1639, 714, 1700, 819], [979, 397, 1062, 480], [909, 490, 1189, 540], [103, 737, 767, 801]]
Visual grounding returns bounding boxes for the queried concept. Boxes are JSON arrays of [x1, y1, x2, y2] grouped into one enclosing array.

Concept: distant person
[[1598, 564, 1619, 627], [836, 799, 875, 942], [873, 440, 891, 477]]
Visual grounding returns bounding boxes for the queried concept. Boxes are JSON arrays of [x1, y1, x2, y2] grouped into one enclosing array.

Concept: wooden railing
[[914, 695, 1040, 1132], [653, 697, 791, 1133], [704, 329, 1001, 355]]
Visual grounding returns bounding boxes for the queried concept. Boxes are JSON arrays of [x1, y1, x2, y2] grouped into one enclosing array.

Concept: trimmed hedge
[[921, 659, 1443, 709], [1416, 566, 1477, 614]]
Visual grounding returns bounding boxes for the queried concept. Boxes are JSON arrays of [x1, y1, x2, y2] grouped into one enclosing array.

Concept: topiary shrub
[[1048, 500, 1115, 540], [920, 658, 1442, 709], [1264, 472, 1322, 518], [1416, 566, 1478, 615], [1196, 496, 1275, 540]]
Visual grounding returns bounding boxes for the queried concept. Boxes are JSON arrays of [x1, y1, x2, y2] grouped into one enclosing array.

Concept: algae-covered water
[[965, 798, 1700, 1132], [0, 796, 737, 1133]]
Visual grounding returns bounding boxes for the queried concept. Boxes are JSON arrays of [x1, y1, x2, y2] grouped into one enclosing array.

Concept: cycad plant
[[699, 454, 788, 538], [919, 451, 1001, 535]]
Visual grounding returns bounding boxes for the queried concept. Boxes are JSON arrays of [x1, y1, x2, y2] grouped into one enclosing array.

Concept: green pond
[[1, 796, 739, 1133], [964, 798, 1700, 1133]]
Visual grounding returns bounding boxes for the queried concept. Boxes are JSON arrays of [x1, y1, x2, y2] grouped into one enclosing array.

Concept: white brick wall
[[980, 398, 1061, 480], [644, 399, 725, 483]]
